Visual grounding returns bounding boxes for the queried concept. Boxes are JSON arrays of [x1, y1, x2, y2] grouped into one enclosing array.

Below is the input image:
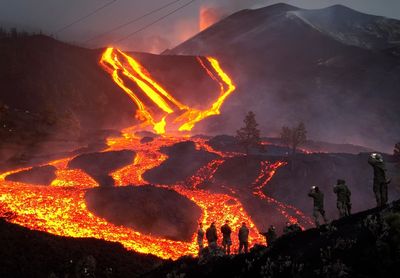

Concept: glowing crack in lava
[[100, 47, 236, 134], [0, 48, 312, 260]]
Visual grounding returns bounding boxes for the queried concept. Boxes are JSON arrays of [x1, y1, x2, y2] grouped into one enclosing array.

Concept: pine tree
[[236, 111, 261, 156], [280, 122, 307, 155], [394, 142, 400, 164]]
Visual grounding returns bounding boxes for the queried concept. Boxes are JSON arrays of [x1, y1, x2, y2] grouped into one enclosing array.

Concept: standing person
[[238, 222, 249, 253], [308, 186, 328, 227], [206, 222, 218, 250], [261, 225, 277, 245], [283, 221, 292, 235], [368, 153, 391, 207], [265, 225, 277, 245], [333, 179, 351, 218], [221, 220, 232, 255], [197, 223, 205, 254]]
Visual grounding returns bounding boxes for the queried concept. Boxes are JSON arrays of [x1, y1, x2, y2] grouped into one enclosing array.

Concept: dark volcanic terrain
[[169, 4, 400, 152], [85, 186, 202, 241]]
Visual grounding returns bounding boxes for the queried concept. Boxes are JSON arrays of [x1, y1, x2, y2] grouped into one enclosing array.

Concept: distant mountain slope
[[288, 5, 400, 50], [0, 35, 220, 165], [168, 3, 400, 152]]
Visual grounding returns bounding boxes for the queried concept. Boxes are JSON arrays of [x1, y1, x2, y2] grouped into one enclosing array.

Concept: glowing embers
[[99, 48, 235, 134]]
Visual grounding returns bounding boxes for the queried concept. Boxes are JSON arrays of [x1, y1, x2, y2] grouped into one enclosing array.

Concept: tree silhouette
[[280, 122, 307, 155], [394, 142, 400, 166], [236, 111, 261, 156]]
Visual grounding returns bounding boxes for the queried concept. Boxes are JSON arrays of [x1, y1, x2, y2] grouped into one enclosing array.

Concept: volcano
[[0, 3, 399, 265], [167, 3, 400, 152]]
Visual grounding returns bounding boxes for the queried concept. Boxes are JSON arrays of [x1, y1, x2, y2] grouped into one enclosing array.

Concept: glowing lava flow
[[107, 135, 265, 249], [252, 161, 313, 228], [0, 135, 265, 259], [0, 47, 310, 259], [99, 48, 236, 134]]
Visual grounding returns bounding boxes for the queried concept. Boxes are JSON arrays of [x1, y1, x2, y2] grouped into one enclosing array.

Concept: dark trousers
[[239, 241, 248, 253], [373, 181, 388, 207]]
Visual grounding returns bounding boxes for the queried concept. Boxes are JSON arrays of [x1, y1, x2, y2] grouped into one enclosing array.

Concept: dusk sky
[[1, 0, 400, 53]]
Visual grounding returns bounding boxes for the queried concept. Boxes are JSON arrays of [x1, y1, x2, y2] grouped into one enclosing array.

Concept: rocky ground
[[144, 200, 400, 278], [0, 217, 162, 278]]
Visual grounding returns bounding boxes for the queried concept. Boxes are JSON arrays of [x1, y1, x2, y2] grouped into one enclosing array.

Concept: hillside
[[144, 199, 400, 278], [168, 4, 400, 152], [0, 218, 161, 278], [0, 35, 220, 169]]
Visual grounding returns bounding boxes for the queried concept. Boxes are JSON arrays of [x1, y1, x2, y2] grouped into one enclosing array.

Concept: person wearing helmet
[[221, 220, 232, 255], [238, 222, 249, 253], [206, 222, 218, 250], [333, 179, 351, 218], [308, 186, 328, 227], [368, 153, 391, 206]]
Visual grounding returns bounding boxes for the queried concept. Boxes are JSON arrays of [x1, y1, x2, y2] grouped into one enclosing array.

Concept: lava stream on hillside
[[0, 49, 311, 260]]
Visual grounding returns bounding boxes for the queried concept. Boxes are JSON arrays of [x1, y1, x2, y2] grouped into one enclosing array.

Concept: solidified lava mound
[[211, 156, 292, 230], [213, 156, 264, 186], [68, 150, 135, 186], [85, 186, 201, 241], [5, 165, 57, 185], [143, 141, 219, 185]]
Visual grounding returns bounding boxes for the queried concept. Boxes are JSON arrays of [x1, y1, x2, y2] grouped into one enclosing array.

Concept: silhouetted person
[[333, 179, 351, 218], [283, 221, 292, 234], [308, 186, 328, 227], [197, 223, 205, 254], [206, 222, 218, 249], [238, 222, 249, 253], [75, 255, 96, 278], [221, 220, 232, 255], [283, 221, 301, 235], [368, 153, 391, 207], [262, 225, 277, 245]]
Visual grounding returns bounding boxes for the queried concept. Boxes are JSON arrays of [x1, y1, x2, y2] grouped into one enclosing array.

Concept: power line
[[53, 0, 118, 35], [84, 0, 183, 44], [115, 0, 196, 43]]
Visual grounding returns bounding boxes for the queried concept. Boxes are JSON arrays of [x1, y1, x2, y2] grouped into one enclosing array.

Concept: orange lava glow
[[99, 48, 235, 134], [0, 135, 266, 259], [199, 6, 222, 31], [0, 47, 310, 260]]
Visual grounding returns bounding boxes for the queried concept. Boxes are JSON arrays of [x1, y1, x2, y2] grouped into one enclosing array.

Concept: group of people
[[308, 153, 391, 227], [197, 221, 250, 255], [196, 153, 392, 255], [307, 180, 350, 227]]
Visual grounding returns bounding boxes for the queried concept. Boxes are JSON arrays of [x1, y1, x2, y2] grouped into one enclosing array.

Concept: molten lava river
[[0, 48, 312, 260]]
